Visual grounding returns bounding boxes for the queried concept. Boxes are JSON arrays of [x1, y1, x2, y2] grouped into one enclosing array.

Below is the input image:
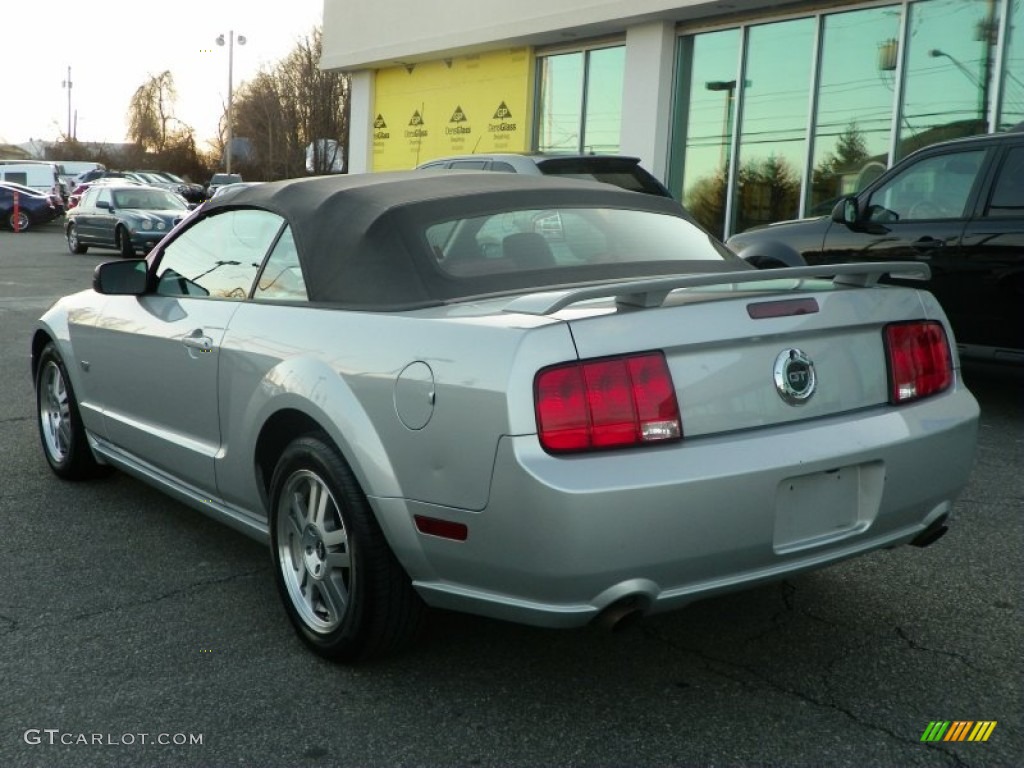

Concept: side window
[[867, 150, 985, 222], [253, 227, 307, 301], [986, 146, 1024, 217], [490, 162, 517, 172], [155, 209, 283, 299], [96, 188, 112, 208]]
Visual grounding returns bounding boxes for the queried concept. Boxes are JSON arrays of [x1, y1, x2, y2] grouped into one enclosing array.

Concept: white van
[[0, 162, 65, 199]]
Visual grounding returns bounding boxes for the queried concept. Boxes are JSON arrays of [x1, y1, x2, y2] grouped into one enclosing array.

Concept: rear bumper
[[378, 386, 979, 628]]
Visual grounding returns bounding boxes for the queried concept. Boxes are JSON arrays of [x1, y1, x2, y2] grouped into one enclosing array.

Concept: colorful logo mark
[[921, 721, 997, 742]]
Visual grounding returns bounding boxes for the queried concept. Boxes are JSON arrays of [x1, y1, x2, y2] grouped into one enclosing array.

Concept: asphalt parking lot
[[0, 225, 1020, 768]]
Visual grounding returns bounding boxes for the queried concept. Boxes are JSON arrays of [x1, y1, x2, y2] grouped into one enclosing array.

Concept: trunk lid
[[508, 265, 934, 437]]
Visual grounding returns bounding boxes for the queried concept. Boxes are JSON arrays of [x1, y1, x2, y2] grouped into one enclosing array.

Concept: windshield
[[112, 189, 187, 210]]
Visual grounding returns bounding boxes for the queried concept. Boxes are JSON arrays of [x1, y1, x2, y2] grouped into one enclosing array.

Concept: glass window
[[155, 209, 284, 300], [987, 146, 1024, 216], [674, 28, 741, 240], [450, 160, 488, 170], [254, 227, 307, 301], [998, 0, 1024, 130], [536, 46, 624, 153], [898, 0, 996, 158], [537, 52, 584, 152], [734, 18, 815, 233], [809, 6, 902, 215], [582, 46, 625, 153], [866, 149, 985, 222], [111, 188, 187, 211], [426, 207, 732, 278]]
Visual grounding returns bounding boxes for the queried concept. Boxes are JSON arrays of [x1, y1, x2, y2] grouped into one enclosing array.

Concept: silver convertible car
[[32, 172, 979, 660]]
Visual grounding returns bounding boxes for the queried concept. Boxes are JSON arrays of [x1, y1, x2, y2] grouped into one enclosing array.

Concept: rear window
[[425, 207, 735, 279]]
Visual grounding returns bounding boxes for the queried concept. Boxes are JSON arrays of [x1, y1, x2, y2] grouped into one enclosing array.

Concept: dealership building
[[322, 0, 1023, 238]]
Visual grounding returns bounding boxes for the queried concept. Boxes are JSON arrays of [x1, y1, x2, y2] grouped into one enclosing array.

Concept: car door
[[818, 145, 991, 311], [69, 208, 285, 494], [93, 187, 118, 246], [70, 187, 99, 242], [956, 141, 1024, 357]]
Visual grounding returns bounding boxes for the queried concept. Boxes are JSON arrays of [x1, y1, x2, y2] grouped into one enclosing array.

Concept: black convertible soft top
[[201, 171, 742, 309]]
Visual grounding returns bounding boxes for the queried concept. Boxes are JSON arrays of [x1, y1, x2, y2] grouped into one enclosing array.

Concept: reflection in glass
[[676, 28, 740, 239], [734, 18, 815, 234], [998, 0, 1024, 130], [809, 6, 902, 215], [537, 52, 584, 152], [583, 47, 625, 152], [899, 0, 998, 158]]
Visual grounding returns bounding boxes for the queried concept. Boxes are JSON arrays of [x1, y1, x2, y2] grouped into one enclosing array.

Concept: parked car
[[140, 171, 206, 204], [133, 170, 205, 204], [0, 183, 59, 230], [417, 153, 673, 197], [33, 172, 979, 661], [0, 180, 64, 216], [209, 181, 262, 199], [727, 128, 1024, 366], [64, 184, 190, 256], [206, 172, 243, 198]]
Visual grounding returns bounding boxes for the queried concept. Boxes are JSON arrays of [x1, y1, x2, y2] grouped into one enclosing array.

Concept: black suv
[[417, 153, 673, 198], [727, 128, 1024, 366]]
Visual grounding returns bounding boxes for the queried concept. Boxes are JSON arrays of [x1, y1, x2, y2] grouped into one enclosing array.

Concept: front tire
[[117, 226, 134, 258], [35, 342, 106, 480], [269, 434, 424, 661], [67, 223, 88, 254]]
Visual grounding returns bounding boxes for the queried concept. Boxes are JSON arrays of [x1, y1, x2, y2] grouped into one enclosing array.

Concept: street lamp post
[[61, 66, 73, 140], [216, 31, 246, 174]]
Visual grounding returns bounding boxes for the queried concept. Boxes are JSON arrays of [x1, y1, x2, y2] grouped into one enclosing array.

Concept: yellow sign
[[371, 49, 533, 170]]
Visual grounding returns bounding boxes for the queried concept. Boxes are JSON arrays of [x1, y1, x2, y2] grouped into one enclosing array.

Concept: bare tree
[[229, 27, 350, 180]]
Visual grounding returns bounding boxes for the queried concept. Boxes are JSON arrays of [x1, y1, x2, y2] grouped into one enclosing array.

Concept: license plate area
[[773, 461, 883, 553]]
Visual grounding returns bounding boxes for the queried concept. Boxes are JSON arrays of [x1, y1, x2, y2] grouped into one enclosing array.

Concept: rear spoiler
[[503, 262, 930, 316]]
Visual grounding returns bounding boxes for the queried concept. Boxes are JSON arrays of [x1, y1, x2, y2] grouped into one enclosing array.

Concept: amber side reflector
[[747, 298, 819, 319], [414, 515, 468, 541]]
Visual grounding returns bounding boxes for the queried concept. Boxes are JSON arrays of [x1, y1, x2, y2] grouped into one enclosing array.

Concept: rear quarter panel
[[214, 302, 577, 517]]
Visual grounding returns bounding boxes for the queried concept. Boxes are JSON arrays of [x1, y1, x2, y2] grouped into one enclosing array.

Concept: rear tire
[[8, 210, 30, 232], [67, 224, 88, 254], [269, 434, 424, 661], [35, 342, 107, 480]]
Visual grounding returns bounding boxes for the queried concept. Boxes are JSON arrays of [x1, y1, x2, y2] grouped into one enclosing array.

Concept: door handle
[[910, 237, 945, 260], [183, 329, 214, 353]]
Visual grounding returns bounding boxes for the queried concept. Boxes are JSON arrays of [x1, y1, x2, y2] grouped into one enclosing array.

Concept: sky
[[2, 0, 324, 149]]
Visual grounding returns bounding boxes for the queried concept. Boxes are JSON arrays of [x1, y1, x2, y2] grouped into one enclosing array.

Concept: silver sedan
[[32, 172, 979, 660]]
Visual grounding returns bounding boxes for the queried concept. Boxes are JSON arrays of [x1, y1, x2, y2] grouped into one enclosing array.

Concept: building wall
[[370, 50, 533, 170], [322, 0, 724, 70]]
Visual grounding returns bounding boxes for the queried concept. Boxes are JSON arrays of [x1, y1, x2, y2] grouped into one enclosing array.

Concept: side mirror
[[93, 259, 148, 295], [831, 196, 859, 226]]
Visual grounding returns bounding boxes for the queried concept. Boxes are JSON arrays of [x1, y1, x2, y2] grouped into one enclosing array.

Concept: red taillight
[[884, 321, 953, 404], [535, 352, 682, 453]]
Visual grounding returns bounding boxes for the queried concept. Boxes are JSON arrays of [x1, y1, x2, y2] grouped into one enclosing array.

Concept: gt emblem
[[773, 348, 816, 405]]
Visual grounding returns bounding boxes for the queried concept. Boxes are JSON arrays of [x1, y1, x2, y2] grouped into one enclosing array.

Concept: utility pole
[[61, 67, 73, 140]]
